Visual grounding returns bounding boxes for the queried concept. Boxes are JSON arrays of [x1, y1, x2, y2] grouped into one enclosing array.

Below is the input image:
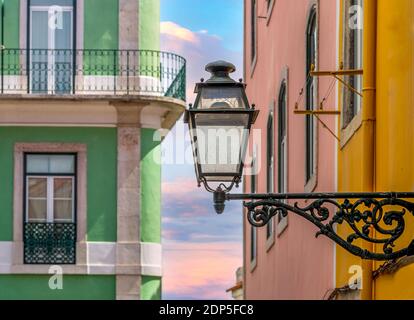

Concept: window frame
[[341, 0, 363, 129], [250, 145, 258, 271], [277, 80, 288, 236], [27, 0, 77, 94], [266, 104, 275, 247], [266, 0, 276, 24], [304, 5, 318, 191], [27, 0, 77, 51], [25, 175, 75, 223], [23, 152, 77, 225], [250, 0, 258, 75], [12, 143, 87, 269]]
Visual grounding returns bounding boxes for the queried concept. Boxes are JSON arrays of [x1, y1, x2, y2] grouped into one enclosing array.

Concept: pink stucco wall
[[243, 0, 337, 299]]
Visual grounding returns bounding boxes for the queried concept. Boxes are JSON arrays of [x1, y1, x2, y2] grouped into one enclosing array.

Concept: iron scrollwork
[[24, 222, 76, 264], [243, 194, 414, 261]]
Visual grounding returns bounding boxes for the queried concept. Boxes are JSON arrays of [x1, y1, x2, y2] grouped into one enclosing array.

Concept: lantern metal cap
[[205, 60, 237, 84]]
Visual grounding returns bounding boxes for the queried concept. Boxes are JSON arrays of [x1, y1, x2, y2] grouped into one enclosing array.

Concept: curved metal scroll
[[244, 197, 414, 261]]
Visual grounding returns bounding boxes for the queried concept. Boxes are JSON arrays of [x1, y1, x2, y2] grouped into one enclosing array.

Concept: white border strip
[[0, 241, 162, 276]]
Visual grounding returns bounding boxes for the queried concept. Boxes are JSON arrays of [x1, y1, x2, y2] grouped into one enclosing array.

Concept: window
[[29, 0, 75, 93], [250, 147, 257, 269], [266, 107, 275, 241], [25, 154, 75, 223], [277, 82, 288, 234], [342, 0, 363, 127], [305, 7, 318, 184], [24, 153, 76, 264], [251, 0, 257, 64]]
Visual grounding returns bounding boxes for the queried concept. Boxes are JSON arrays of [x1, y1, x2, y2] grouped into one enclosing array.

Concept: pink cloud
[[161, 20, 244, 300], [161, 21, 200, 45], [162, 178, 203, 196], [163, 241, 242, 300], [160, 21, 243, 102]]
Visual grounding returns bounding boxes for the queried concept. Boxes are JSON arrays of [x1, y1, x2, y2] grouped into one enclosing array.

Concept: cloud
[[161, 21, 200, 45], [163, 241, 242, 300], [160, 21, 244, 300], [162, 177, 243, 299], [160, 21, 243, 102], [162, 178, 205, 198]]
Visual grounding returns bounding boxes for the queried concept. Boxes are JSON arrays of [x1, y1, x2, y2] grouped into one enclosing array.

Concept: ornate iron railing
[[24, 222, 76, 264], [0, 49, 186, 101]]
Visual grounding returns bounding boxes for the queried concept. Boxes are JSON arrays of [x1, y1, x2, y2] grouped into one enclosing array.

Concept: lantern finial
[[205, 61, 236, 83]]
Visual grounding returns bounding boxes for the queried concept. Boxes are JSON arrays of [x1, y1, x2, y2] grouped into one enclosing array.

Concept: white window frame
[[26, 175, 75, 223], [29, 5, 74, 94], [266, 105, 276, 249], [277, 81, 288, 236]]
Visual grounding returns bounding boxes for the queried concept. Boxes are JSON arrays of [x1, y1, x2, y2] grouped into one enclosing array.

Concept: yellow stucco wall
[[337, 0, 414, 300], [374, 0, 414, 300]]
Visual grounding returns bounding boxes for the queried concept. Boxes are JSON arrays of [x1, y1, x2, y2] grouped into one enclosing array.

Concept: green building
[[0, 0, 186, 300]]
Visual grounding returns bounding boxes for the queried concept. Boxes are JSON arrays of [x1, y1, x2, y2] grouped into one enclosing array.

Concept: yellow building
[[336, 0, 414, 299]]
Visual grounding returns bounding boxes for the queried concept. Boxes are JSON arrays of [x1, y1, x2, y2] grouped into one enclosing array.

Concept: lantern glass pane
[[198, 87, 247, 110], [193, 112, 250, 180]]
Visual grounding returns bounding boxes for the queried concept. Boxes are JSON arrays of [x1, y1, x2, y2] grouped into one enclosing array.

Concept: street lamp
[[186, 60, 414, 261], [184, 61, 258, 213]]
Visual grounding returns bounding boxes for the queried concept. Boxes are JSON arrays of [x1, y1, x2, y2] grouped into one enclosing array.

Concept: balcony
[[24, 222, 76, 264], [0, 49, 186, 102]]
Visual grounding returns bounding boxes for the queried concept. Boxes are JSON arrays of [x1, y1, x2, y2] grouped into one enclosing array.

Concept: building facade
[[244, 0, 414, 300], [0, 0, 186, 299], [336, 0, 414, 300], [243, 0, 336, 299]]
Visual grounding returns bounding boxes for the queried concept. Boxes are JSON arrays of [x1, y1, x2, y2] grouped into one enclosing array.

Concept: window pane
[[54, 178, 73, 198], [28, 199, 47, 222], [26, 155, 49, 173], [28, 178, 47, 197], [26, 154, 75, 174], [54, 200, 72, 221], [31, 0, 74, 6], [49, 155, 75, 173]]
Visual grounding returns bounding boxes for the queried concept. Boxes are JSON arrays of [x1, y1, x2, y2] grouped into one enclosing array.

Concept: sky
[[160, 0, 244, 300]]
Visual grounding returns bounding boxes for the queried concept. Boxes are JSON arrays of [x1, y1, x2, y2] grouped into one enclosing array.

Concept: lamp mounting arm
[[213, 191, 414, 261]]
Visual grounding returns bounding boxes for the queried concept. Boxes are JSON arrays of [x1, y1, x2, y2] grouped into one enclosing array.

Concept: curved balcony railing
[[0, 49, 186, 102]]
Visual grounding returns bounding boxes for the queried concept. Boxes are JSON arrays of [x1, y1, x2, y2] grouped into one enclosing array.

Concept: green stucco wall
[[0, 275, 115, 299], [140, 128, 161, 244], [140, 128, 162, 300], [1, 0, 20, 76], [139, 0, 160, 51], [141, 275, 161, 300], [0, 127, 117, 242], [0, 0, 20, 49], [84, 0, 119, 75], [0, 0, 160, 51], [84, 0, 119, 50]]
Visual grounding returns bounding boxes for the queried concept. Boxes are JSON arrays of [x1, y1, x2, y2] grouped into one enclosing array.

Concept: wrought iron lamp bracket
[[215, 191, 414, 261]]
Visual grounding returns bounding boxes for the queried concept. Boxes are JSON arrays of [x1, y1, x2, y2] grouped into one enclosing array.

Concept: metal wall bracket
[[294, 110, 341, 115], [311, 68, 364, 97], [214, 191, 414, 261]]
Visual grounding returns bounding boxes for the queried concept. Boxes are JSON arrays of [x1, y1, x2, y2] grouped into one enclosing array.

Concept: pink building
[[243, 0, 337, 299]]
